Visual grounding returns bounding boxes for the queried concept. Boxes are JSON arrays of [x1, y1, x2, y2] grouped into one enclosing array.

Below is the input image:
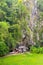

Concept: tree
[[0, 41, 9, 57]]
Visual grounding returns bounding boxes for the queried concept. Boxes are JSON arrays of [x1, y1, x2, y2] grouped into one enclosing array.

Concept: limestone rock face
[[23, 0, 38, 30], [23, 0, 38, 45]]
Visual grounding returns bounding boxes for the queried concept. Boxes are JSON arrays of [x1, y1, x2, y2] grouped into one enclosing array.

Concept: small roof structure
[[19, 46, 26, 49]]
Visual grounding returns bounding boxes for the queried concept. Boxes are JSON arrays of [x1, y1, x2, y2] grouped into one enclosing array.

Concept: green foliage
[[30, 46, 39, 53], [0, 22, 9, 41], [0, 0, 30, 56], [30, 46, 43, 54], [0, 41, 9, 57], [37, 0, 43, 11]]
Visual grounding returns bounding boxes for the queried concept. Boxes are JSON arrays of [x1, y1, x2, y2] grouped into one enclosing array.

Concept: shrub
[[30, 46, 43, 54], [30, 46, 39, 53], [39, 47, 43, 53], [0, 42, 9, 57]]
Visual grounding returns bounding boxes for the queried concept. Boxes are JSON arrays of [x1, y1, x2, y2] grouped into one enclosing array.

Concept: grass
[[0, 53, 43, 65]]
